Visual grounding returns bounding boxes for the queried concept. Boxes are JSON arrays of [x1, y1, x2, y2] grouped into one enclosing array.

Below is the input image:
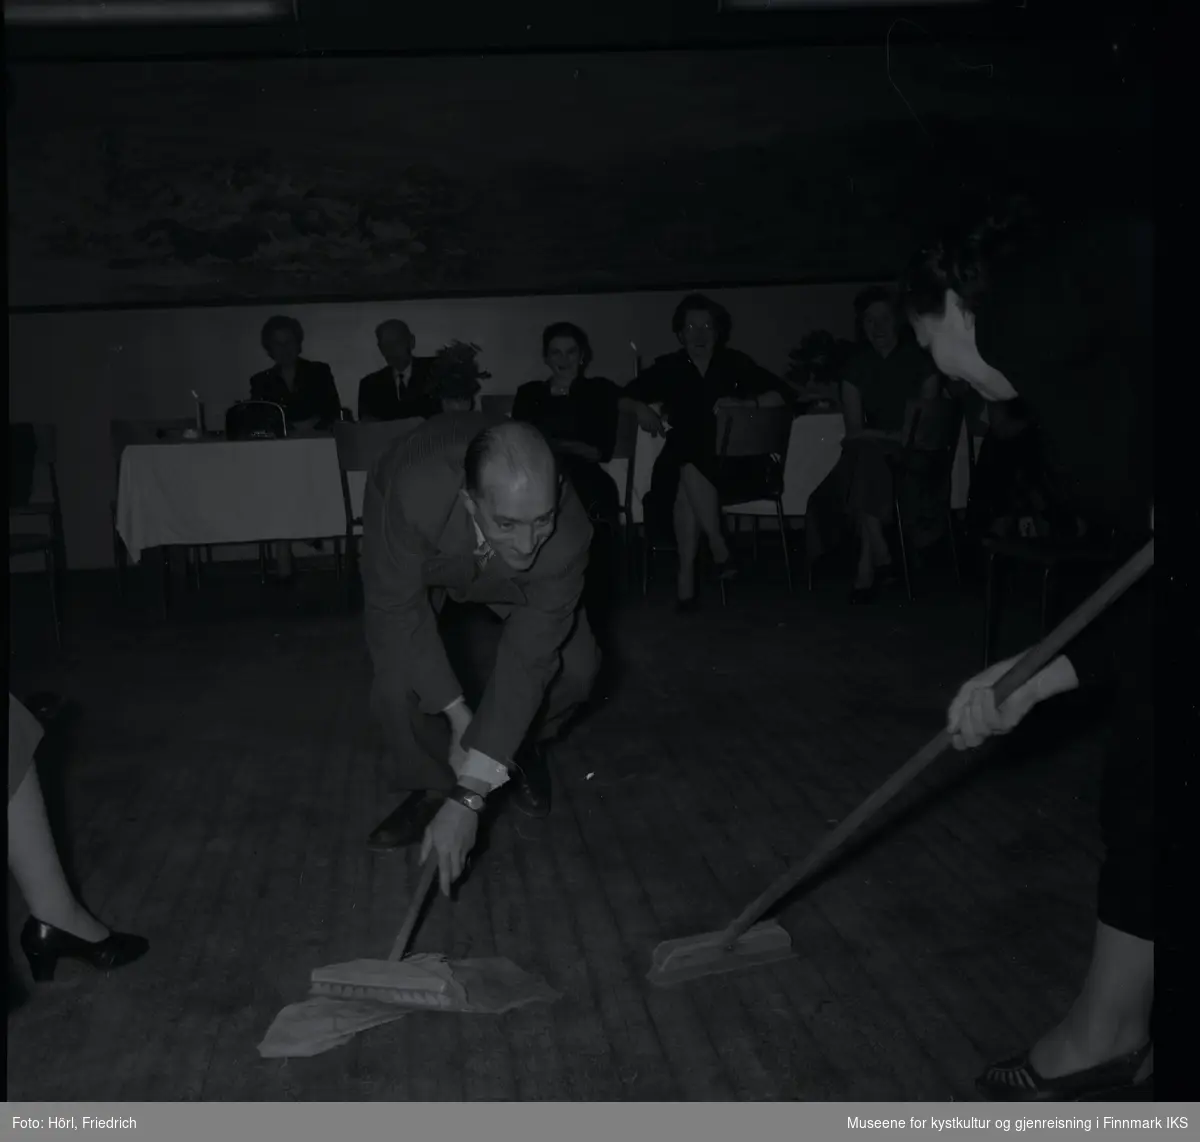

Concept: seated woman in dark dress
[[804, 287, 941, 601], [247, 315, 343, 581], [249, 315, 342, 427], [904, 202, 1154, 1101], [619, 294, 790, 610], [512, 323, 623, 643], [512, 322, 622, 528]]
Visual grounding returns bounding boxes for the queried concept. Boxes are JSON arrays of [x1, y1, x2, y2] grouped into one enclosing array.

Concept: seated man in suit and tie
[[358, 320, 440, 422], [361, 414, 600, 894]]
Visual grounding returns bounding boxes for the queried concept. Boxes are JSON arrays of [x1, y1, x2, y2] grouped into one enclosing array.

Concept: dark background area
[[6, 1, 1151, 309], [4, 1, 1152, 63]]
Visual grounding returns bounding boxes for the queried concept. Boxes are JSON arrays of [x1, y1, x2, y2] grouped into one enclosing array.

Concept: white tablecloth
[[117, 437, 349, 563], [602, 413, 972, 525]]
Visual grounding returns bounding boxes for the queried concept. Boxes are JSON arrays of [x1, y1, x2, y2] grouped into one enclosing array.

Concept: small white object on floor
[[586, 772, 595, 780]]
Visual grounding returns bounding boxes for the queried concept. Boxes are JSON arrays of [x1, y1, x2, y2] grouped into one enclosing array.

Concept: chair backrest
[[481, 394, 514, 419], [333, 418, 424, 475], [606, 409, 640, 517], [905, 397, 962, 454], [225, 401, 287, 440], [9, 422, 59, 510], [609, 409, 638, 461], [716, 405, 793, 460], [31, 423, 57, 465], [333, 417, 424, 531], [10, 423, 39, 508]]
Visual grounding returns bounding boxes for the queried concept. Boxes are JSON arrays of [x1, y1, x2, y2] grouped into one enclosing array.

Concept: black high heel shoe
[[20, 917, 149, 983]]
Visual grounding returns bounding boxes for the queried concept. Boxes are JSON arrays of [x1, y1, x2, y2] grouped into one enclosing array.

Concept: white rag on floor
[[258, 955, 560, 1058]]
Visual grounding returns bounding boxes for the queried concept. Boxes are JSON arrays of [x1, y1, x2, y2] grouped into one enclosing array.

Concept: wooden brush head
[[311, 959, 452, 995]]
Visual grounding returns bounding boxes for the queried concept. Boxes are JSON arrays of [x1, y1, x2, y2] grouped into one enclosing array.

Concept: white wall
[[9, 281, 871, 570]]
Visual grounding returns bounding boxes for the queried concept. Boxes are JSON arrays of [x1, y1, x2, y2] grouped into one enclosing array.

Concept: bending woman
[[903, 202, 1154, 1100], [620, 294, 790, 610], [9, 694, 148, 986]]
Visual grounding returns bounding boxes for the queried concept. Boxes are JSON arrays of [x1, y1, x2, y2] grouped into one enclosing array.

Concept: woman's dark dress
[[621, 347, 789, 534], [511, 376, 622, 526], [977, 212, 1154, 940], [249, 358, 342, 425], [511, 375, 623, 647]]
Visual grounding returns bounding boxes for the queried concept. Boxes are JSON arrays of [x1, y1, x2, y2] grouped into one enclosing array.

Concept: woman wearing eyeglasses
[[620, 294, 791, 610]]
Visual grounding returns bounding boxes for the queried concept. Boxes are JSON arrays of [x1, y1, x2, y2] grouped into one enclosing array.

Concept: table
[[602, 413, 972, 526], [116, 436, 348, 563]]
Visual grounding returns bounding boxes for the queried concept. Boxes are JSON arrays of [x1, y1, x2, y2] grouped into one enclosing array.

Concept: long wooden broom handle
[[388, 858, 439, 962], [719, 538, 1155, 949]]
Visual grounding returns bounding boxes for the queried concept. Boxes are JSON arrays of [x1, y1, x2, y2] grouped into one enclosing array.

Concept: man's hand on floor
[[420, 800, 479, 896]]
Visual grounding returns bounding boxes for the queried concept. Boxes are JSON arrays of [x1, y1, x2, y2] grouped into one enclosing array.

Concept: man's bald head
[[465, 420, 556, 497], [462, 421, 560, 571]]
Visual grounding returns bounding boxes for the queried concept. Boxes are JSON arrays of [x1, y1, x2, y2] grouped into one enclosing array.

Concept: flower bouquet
[[429, 340, 491, 403]]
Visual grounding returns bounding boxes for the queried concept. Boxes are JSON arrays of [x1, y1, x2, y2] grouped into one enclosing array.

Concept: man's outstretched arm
[[360, 471, 461, 716], [462, 542, 591, 767]]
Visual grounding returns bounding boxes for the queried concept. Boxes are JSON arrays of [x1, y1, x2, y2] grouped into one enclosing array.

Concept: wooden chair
[[10, 423, 64, 649], [480, 394, 515, 419], [333, 418, 424, 606], [606, 409, 640, 586], [981, 534, 1122, 667], [889, 395, 965, 603], [714, 405, 795, 605], [10, 422, 66, 571]]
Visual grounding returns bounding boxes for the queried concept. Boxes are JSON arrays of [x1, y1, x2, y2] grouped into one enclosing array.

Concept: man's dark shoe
[[367, 791, 445, 852], [510, 744, 552, 819]]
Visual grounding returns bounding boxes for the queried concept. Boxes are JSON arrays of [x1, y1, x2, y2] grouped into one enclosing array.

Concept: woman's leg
[[852, 515, 875, 589], [1026, 696, 1156, 1076], [1025, 921, 1154, 1079], [848, 444, 893, 590], [673, 487, 700, 601], [986, 690, 1154, 1090], [853, 514, 893, 590], [678, 463, 730, 564], [8, 765, 108, 943]]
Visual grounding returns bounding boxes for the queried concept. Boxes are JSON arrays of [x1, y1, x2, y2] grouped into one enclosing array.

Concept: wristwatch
[[448, 785, 486, 814]]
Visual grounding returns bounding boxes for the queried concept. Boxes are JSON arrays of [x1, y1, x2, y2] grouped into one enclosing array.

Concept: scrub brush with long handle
[[309, 859, 456, 1006]]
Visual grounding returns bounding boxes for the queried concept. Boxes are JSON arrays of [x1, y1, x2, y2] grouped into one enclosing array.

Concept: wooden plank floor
[[7, 555, 1116, 1101]]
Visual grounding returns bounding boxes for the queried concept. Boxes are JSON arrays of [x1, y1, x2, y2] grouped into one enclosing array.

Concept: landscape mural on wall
[[7, 47, 1144, 310]]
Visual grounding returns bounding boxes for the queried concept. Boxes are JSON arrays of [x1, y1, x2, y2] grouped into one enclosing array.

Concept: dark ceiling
[[4, 0, 1148, 67]]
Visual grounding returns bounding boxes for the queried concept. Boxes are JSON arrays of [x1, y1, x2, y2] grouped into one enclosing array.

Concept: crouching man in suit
[[361, 412, 600, 894]]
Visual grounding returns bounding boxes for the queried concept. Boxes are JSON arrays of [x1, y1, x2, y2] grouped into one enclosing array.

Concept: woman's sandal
[[976, 1040, 1153, 1102]]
